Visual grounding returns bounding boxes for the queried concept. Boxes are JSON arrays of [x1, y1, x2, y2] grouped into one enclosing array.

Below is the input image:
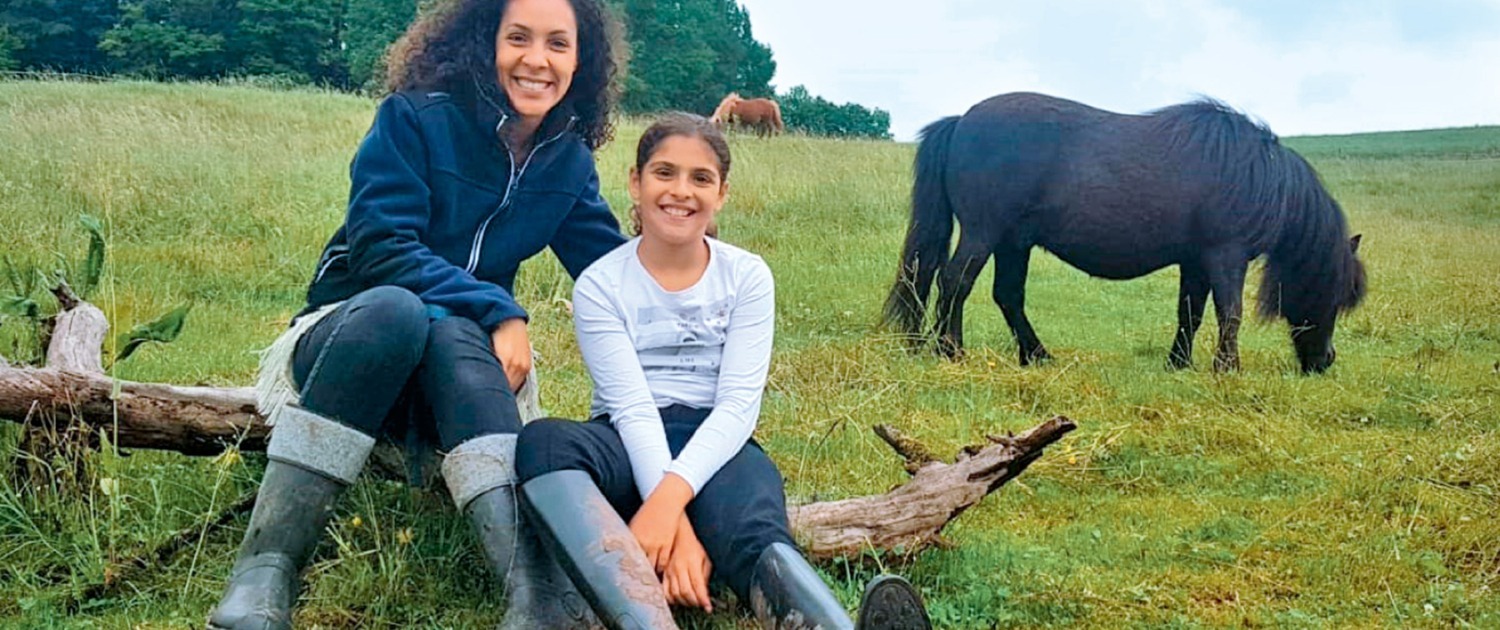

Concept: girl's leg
[[682, 443, 858, 628], [684, 441, 796, 599], [688, 438, 932, 630], [212, 286, 429, 630], [517, 419, 679, 630]]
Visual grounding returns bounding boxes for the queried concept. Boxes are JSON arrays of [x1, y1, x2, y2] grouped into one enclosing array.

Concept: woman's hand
[[628, 473, 694, 574], [489, 318, 532, 392], [663, 515, 713, 612]]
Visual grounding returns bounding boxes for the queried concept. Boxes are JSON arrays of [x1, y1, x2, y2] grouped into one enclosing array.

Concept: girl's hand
[[628, 502, 679, 574], [489, 318, 532, 392], [628, 473, 695, 574], [663, 515, 713, 612]]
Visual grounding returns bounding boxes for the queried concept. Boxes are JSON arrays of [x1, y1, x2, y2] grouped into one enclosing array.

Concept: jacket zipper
[[313, 244, 350, 283], [463, 113, 577, 274]]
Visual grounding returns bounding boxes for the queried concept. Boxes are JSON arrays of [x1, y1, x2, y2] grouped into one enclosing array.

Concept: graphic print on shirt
[[633, 300, 732, 374]]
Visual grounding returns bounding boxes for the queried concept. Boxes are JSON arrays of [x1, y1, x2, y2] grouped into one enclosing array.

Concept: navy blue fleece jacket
[[302, 90, 626, 330]]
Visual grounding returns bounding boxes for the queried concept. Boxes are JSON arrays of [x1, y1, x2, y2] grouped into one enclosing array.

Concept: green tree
[[342, 0, 417, 91], [234, 0, 345, 84], [99, 0, 237, 78], [610, 0, 776, 114], [0, 0, 120, 73], [778, 85, 891, 139], [0, 24, 21, 71]]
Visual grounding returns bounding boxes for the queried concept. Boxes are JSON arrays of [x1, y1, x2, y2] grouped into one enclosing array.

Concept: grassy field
[[1, 79, 1497, 629]]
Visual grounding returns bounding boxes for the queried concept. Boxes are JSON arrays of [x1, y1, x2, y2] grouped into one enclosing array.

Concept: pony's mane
[[1150, 98, 1364, 323]]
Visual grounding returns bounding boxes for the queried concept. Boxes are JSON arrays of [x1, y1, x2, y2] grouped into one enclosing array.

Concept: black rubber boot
[[748, 542, 855, 630], [443, 435, 601, 630], [854, 575, 932, 630], [520, 470, 679, 630], [208, 407, 374, 630], [749, 542, 933, 630]]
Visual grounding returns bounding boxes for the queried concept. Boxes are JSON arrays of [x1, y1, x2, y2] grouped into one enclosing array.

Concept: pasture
[[1, 80, 1497, 628]]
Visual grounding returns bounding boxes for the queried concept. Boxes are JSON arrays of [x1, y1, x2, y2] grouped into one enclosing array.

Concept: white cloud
[[736, 0, 1500, 140]]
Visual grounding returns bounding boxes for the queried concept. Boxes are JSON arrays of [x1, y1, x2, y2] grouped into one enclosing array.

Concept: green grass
[[2, 79, 1498, 628]]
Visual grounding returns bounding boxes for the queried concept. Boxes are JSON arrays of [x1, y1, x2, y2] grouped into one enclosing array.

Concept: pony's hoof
[[1020, 347, 1051, 366], [935, 339, 964, 361], [1212, 355, 1240, 373], [1167, 353, 1193, 370]]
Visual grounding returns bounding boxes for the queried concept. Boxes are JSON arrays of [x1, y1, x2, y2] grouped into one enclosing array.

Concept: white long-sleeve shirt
[[572, 236, 775, 497]]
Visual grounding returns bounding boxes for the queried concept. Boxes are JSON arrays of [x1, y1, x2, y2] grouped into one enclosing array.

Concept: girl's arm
[[572, 270, 673, 498], [664, 257, 776, 495], [344, 93, 526, 332]]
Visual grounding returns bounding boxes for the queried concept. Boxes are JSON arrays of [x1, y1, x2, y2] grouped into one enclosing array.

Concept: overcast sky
[[736, 0, 1500, 141]]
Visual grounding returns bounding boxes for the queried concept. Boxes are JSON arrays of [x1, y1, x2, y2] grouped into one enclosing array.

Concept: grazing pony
[[711, 92, 785, 136], [882, 93, 1366, 373]]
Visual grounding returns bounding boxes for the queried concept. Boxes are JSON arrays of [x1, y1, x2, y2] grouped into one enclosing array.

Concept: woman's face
[[496, 0, 578, 132], [630, 135, 728, 247]]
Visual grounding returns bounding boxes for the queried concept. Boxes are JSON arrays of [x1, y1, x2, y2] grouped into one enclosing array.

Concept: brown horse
[[711, 92, 785, 136]]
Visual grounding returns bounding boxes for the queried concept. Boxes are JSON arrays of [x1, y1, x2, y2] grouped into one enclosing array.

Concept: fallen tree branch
[[790, 417, 1073, 559], [1, 297, 1074, 560]]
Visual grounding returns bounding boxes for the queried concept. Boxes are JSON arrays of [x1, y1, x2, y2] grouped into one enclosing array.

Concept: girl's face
[[630, 134, 728, 247], [496, 0, 578, 131]]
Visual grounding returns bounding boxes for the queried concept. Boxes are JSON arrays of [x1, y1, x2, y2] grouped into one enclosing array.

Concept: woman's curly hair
[[384, 0, 623, 150]]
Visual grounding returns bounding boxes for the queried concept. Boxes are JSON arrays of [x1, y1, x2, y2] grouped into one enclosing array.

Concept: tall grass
[[2, 80, 1497, 628]]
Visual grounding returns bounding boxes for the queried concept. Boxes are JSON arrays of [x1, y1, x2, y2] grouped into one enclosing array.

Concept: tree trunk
[[0, 296, 1075, 559]]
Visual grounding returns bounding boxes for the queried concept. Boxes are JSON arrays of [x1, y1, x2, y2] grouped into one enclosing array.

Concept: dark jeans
[[291, 285, 521, 450], [515, 405, 796, 601]]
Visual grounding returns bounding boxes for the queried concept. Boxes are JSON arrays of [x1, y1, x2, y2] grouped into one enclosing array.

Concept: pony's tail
[[883, 115, 960, 340]]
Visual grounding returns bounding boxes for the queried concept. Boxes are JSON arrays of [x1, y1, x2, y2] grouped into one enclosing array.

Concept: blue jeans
[[516, 405, 797, 601], [291, 285, 521, 450]]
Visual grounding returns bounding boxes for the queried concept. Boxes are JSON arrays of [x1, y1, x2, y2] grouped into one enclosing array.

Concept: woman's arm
[[344, 94, 526, 332], [664, 257, 776, 494], [550, 168, 627, 279]]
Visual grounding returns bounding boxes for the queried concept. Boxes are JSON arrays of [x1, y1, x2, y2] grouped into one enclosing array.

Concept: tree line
[[0, 0, 890, 138]]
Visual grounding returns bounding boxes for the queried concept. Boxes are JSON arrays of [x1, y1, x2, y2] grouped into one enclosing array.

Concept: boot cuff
[[442, 433, 519, 509], [265, 405, 376, 484]]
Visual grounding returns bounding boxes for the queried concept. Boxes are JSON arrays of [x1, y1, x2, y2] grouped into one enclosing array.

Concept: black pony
[[883, 93, 1366, 373]]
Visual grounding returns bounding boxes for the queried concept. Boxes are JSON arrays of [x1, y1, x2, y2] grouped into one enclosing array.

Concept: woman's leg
[[416, 315, 522, 450], [212, 286, 429, 630], [517, 419, 679, 630], [409, 318, 602, 628], [291, 285, 430, 435]]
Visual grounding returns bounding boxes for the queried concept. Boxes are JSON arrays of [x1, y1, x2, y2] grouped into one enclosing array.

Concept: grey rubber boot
[[520, 470, 680, 630], [442, 434, 601, 630], [208, 405, 375, 630], [749, 542, 933, 630]]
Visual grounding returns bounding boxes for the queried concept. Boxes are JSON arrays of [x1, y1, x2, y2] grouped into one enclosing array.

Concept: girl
[[516, 113, 933, 629], [210, 0, 624, 628]]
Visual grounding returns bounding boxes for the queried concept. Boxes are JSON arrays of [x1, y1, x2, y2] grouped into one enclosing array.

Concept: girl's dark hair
[[629, 112, 731, 237], [634, 112, 731, 178], [384, 0, 622, 150]]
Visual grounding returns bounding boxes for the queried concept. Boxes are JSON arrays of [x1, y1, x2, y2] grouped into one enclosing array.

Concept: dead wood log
[[1, 297, 1075, 560], [46, 282, 108, 374], [791, 417, 1073, 559]]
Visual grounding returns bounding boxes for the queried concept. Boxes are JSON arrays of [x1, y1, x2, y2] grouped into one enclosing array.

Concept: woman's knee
[[423, 316, 492, 363], [341, 286, 429, 357], [420, 316, 505, 387]]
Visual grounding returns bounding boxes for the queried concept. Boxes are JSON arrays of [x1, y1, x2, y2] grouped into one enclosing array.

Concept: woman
[[209, 0, 624, 628]]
